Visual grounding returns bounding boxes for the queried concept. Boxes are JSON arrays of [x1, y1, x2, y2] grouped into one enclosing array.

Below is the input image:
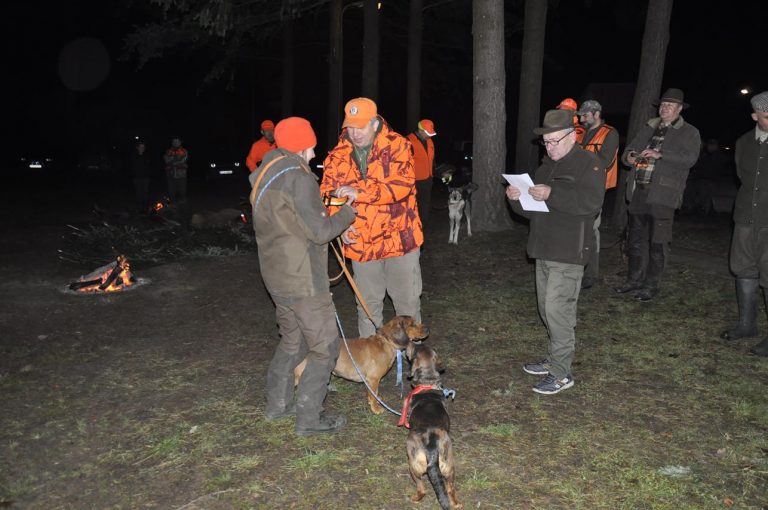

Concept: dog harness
[[397, 385, 438, 428]]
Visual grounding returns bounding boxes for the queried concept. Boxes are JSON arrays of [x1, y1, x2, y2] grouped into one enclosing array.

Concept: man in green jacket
[[616, 88, 701, 302], [250, 117, 357, 435], [720, 91, 768, 357], [506, 109, 605, 395]]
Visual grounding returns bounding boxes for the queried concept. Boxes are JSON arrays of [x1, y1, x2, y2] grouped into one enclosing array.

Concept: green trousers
[[535, 259, 584, 379]]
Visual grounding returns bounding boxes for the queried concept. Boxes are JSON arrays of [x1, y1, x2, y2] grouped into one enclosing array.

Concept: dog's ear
[[405, 340, 417, 362], [434, 353, 446, 374], [390, 316, 411, 348]]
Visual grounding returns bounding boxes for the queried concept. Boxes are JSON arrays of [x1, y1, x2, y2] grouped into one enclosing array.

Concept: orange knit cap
[[342, 97, 377, 128], [261, 119, 275, 130], [274, 117, 317, 153]]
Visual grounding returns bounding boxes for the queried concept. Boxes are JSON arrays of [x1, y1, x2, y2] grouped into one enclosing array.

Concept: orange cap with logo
[[342, 97, 378, 129], [418, 119, 436, 137], [261, 119, 275, 131]]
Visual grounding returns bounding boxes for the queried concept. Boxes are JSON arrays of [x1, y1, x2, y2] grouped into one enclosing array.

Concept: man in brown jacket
[[250, 117, 357, 436]]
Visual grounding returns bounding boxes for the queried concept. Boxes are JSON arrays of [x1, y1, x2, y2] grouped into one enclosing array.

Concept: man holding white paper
[[505, 109, 604, 395]]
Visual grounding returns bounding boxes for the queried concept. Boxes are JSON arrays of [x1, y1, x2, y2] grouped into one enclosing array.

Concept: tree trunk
[[514, 0, 547, 173], [611, 0, 673, 231], [406, 0, 423, 132], [472, 0, 511, 232], [327, 0, 342, 151], [362, 0, 379, 101], [281, 14, 294, 118]]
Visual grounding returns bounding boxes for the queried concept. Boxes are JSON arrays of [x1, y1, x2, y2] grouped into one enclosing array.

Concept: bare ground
[[1, 172, 766, 509]]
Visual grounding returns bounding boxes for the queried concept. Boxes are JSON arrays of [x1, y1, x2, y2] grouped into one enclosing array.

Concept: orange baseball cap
[[557, 98, 578, 111], [418, 119, 436, 137], [274, 117, 317, 153], [342, 97, 377, 129], [261, 119, 275, 131]]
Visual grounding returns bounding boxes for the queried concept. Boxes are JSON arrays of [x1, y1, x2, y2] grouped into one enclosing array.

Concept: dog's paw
[[410, 493, 425, 503], [370, 404, 385, 415]]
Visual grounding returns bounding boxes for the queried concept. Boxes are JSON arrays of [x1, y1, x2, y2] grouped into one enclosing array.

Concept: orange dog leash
[[330, 240, 377, 329]]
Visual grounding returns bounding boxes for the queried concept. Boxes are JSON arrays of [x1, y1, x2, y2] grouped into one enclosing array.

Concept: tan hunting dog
[[294, 316, 429, 414]]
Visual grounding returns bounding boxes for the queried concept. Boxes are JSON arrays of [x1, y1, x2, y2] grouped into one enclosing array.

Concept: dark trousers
[[266, 293, 340, 426], [416, 179, 432, 226], [626, 212, 671, 289], [133, 177, 151, 213]]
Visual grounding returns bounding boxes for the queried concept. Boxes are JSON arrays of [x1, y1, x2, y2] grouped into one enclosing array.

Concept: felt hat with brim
[[533, 109, 575, 135], [653, 88, 689, 109]]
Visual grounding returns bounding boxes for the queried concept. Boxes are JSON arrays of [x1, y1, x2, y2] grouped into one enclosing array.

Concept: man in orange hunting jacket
[[245, 119, 277, 172], [321, 97, 424, 337]]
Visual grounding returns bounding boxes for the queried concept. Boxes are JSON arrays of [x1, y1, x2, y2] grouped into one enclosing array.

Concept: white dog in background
[[447, 183, 478, 245]]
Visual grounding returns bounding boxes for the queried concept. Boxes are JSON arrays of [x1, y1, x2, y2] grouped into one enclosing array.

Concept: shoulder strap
[[249, 155, 287, 207]]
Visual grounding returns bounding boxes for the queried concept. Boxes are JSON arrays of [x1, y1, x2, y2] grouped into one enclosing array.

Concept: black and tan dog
[[294, 316, 429, 414], [399, 343, 460, 509]]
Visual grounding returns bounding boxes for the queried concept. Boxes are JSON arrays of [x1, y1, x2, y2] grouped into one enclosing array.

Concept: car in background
[[75, 144, 125, 176], [5, 153, 56, 173], [204, 150, 248, 184]]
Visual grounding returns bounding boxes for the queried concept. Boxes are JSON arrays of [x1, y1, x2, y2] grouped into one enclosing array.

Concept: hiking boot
[[750, 338, 768, 357], [532, 374, 574, 395], [634, 287, 659, 302], [523, 359, 550, 375], [615, 280, 643, 294], [295, 412, 347, 437], [265, 403, 296, 421]]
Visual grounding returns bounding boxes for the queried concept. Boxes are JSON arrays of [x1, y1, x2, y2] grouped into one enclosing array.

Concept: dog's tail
[[426, 431, 451, 510]]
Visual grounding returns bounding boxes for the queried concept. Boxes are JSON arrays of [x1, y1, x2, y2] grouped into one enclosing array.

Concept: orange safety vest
[[406, 133, 434, 181], [580, 124, 618, 190]]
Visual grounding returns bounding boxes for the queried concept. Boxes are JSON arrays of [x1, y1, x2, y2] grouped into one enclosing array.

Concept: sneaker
[[532, 374, 574, 395], [523, 359, 550, 375], [295, 412, 347, 436]]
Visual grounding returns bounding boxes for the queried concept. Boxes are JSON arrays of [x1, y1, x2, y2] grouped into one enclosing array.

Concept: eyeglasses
[[540, 129, 574, 147]]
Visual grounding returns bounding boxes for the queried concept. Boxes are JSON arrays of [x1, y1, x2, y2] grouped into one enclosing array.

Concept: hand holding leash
[[341, 224, 359, 245]]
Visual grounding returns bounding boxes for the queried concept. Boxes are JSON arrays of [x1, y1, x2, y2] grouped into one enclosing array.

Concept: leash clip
[[442, 388, 456, 400]]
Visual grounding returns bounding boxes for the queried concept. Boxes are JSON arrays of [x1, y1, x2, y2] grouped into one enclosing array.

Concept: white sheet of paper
[[502, 173, 549, 212]]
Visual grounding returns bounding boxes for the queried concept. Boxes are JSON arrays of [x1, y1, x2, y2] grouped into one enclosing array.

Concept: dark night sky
[[6, 0, 767, 165]]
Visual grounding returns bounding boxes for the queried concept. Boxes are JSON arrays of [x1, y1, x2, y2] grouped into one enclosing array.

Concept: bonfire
[[69, 255, 136, 293]]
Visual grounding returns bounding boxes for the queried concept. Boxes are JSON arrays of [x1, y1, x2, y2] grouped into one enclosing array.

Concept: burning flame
[[70, 255, 136, 293], [153, 202, 164, 212]]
